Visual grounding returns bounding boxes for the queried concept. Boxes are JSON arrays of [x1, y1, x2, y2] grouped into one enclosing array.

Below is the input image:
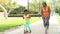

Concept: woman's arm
[[48, 7, 51, 16], [41, 8, 43, 17]]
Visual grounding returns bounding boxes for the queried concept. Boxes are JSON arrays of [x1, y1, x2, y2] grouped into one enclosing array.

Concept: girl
[[23, 10, 31, 34]]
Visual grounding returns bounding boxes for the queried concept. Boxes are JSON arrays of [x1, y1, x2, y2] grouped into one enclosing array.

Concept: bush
[[10, 11, 18, 14], [8, 14, 41, 17], [55, 7, 60, 15], [9, 6, 25, 14]]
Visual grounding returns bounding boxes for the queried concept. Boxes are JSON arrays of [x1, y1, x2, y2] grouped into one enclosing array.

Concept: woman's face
[[43, 4, 45, 7], [42, 2, 47, 7]]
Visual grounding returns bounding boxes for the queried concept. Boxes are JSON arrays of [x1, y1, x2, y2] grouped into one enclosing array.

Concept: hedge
[[8, 14, 41, 17]]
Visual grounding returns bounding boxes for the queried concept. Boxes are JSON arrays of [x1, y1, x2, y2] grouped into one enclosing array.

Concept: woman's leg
[[45, 17, 50, 34], [42, 17, 46, 27], [46, 17, 50, 30]]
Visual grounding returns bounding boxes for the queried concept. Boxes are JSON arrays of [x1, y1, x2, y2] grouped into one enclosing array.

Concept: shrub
[[8, 14, 41, 17]]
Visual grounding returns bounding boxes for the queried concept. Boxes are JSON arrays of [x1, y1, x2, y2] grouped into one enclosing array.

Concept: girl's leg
[[24, 22, 28, 34], [25, 21, 31, 33]]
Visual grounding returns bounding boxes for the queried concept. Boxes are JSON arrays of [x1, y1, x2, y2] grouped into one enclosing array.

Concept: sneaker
[[29, 30, 31, 33], [24, 30, 28, 34]]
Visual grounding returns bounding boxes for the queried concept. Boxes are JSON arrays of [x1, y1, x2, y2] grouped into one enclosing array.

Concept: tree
[[0, 0, 19, 19], [29, 0, 39, 13]]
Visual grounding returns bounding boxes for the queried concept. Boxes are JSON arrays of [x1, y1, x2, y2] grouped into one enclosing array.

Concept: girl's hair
[[24, 9, 28, 12], [24, 9, 29, 14]]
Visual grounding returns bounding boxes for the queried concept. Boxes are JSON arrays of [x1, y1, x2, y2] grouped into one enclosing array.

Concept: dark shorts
[[42, 17, 50, 27]]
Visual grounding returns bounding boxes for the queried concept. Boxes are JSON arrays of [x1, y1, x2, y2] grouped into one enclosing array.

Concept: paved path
[[0, 16, 60, 34]]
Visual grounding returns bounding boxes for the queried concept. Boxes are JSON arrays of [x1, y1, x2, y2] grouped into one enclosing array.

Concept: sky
[[15, 0, 51, 6], [16, 0, 32, 6]]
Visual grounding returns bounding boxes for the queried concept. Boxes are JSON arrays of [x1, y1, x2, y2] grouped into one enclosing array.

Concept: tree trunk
[[0, 4, 8, 19], [8, 8, 13, 15]]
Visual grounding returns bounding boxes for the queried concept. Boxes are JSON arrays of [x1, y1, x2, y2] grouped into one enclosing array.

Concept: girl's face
[[24, 11, 28, 14]]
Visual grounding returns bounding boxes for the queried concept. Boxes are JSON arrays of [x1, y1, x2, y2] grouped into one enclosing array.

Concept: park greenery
[[0, 0, 60, 17], [0, 0, 60, 32], [0, 17, 41, 32]]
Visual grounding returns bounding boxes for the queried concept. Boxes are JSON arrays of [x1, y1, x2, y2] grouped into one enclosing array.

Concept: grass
[[55, 14, 60, 24], [0, 17, 41, 32], [57, 16, 60, 24]]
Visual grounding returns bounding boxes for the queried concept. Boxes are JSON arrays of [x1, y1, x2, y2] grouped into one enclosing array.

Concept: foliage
[[55, 6, 60, 15], [0, 0, 19, 12], [9, 6, 25, 14], [0, 17, 40, 32], [29, 0, 39, 12], [8, 14, 41, 17]]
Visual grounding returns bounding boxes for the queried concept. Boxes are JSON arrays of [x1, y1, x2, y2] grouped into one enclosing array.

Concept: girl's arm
[[23, 17, 24, 19], [27, 14, 31, 18], [23, 15, 24, 19]]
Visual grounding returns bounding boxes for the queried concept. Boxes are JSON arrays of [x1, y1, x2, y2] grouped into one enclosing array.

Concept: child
[[23, 9, 31, 34]]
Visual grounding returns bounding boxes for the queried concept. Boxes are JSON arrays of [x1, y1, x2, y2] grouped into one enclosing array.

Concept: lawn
[[0, 17, 41, 32], [57, 16, 60, 23], [55, 13, 60, 24]]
